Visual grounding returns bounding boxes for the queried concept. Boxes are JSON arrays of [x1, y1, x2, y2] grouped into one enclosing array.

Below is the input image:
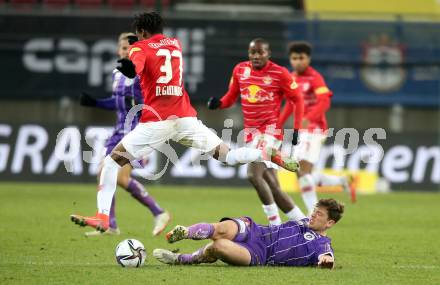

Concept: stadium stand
[[9, 0, 38, 5], [42, 0, 70, 8], [139, 0, 169, 8], [107, 0, 135, 9], [74, 0, 103, 8]]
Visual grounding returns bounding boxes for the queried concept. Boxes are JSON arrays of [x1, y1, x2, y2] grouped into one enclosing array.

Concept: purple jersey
[[109, 69, 142, 135], [94, 69, 142, 154], [264, 218, 333, 266], [224, 217, 334, 267]]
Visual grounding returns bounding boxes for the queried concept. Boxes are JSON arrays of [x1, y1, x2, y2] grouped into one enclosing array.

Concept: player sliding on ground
[[154, 198, 343, 269], [280, 42, 356, 214], [76, 32, 170, 237], [70, 12, 300, 233], [207, 38, 306, 225]]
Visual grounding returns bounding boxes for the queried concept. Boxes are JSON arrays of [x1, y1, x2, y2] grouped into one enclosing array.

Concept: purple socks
[[187, 223, 215, 240], [127, 179, 164, 217], [178, 246, 207, 265]]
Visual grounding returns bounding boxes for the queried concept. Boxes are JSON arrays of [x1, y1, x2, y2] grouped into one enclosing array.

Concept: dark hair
[[250, 38, 270, 49], [317, 198, 344, 223], [288, 41, 312, 56], [133, 12, 164, 35]]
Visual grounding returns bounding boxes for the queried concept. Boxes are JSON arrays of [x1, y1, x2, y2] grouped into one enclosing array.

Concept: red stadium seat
[[108, 0, 135, 9], [43, 0, 70, 8], [9, 0, 38, 5], [139, 0, 169, 8], [74, 0, 103, 8]]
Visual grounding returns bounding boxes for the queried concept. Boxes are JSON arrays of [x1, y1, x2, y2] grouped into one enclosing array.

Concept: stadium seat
[[139, 0, 169, 8], [108, 0, 135, 9], [9, 0, 38, 5], [74, 0, 103, 8], [43, 0, 70, 8]]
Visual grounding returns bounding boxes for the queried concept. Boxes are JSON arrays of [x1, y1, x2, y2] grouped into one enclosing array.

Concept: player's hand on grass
[[117, 59, 137, 79], [207, 97, 221, 110], [292, 129, 299, 145], [79, 92, 97, 107], [318, 254, 335, 270], [127, 35, 138, 45]]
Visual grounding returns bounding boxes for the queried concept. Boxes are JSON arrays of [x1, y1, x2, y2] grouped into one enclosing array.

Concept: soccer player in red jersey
[[70, 12, 300, 232], [207, 39, 307, 225], [279, 42, 356, 215], [76, 32, 170, 237]]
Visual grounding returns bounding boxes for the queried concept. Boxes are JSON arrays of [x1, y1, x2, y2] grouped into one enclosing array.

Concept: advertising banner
[[0, 123, 438, 191], [0, 14, 284, 101]]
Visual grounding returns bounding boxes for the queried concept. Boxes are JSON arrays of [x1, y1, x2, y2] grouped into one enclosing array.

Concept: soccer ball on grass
[[115, 239, 146, 267]]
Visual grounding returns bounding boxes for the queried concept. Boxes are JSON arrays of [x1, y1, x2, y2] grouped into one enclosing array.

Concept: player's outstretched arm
[[79, 92, 116, 110], [212, 66, 241, 109], [317, 254, 335, 270]]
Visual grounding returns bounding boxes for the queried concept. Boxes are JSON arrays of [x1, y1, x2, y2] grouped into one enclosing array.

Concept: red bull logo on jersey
[[263, 76, 272, 85], [241, 85, 274, 103]]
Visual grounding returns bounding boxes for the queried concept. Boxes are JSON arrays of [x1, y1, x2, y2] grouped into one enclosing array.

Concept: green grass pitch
[[0, 182, 439, 284]]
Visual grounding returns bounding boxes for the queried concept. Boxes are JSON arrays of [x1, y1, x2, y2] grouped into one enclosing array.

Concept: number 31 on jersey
[[155, 48, 183, 97]]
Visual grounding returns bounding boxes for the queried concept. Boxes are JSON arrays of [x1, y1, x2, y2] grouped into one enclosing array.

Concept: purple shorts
[[105, 133, 146, 168], [104, 133, 124, 156], [220, 216, 273, 266]]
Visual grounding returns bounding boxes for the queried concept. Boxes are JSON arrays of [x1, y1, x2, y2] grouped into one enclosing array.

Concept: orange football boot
[[70, 213, 109, 232]]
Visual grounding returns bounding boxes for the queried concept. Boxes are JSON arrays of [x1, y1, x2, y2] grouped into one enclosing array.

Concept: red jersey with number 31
[[129, 34, 197, 122]]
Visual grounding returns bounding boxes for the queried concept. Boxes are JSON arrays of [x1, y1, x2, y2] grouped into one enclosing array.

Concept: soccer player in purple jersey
[[153, 198, 343, 269], [73, 32, 170, 237]]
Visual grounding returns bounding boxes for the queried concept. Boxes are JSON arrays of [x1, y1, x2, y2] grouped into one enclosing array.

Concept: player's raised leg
[[263, 168, 306, 221], [210, 142, 299, 172], [173, 117, 300, 172]]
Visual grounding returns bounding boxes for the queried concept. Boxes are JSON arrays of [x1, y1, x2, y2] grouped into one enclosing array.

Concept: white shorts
[[293, 131, 327, 164], [121, 117, 223, 160], [246, 134, 282, 169]]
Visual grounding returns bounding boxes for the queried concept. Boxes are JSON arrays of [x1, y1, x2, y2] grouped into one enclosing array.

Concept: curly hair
[[288, 41, 312, 56], [133, 12, 164, 35], [316, 198, 344, 223]]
